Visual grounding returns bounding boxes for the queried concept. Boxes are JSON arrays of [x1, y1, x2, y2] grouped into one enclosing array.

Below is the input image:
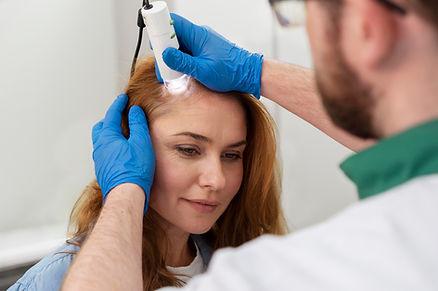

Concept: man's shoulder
[[315, 174, 438, 241], [201, 175, 438, 290], [382, 173, 438, 197], [8, 243, 79, 291], [348, 174, 438, 222]]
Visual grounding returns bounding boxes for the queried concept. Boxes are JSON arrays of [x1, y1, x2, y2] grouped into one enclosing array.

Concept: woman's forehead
[[151, 91, 247, 140], [154, 86, 245, 119]]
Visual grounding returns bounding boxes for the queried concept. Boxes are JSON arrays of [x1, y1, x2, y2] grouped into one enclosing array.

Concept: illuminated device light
[[164, 74, 190, 94]]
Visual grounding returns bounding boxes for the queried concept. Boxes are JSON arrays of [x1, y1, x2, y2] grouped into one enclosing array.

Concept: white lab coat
[[160, 174, 438, 291]]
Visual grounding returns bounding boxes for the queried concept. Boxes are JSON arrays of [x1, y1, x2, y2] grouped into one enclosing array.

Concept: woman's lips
[[182, 198, 219, 213]]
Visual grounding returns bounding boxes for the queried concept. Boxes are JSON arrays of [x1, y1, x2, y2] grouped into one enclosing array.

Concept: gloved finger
[[128, 106, 151, 145], [155, 61, 164, 84], [103, 94, 128, 133], [170, 13, 201, 54], [92, 120, 104, 144], [162, 48, 198, 77]]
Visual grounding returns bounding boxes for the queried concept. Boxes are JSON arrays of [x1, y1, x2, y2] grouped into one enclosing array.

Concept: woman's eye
[[176, 146, 200, 157], [222, 152, 242, 161]]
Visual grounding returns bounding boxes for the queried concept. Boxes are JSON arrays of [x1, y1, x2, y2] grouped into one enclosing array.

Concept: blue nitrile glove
[[157, 13, 264, 98], [91, 94, 155, 213]]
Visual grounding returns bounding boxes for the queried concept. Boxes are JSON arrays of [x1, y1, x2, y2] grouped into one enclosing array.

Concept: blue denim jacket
[[8, 235, 213, 291]]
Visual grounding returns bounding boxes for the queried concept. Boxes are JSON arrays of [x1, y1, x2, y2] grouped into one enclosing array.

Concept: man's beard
[[314, 30, 378, 139]]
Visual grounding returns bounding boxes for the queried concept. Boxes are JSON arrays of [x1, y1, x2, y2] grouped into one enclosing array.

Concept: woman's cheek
[[224, 164, 244, 201], [149, 153, 192, 207], [161, 158, 197, 190]]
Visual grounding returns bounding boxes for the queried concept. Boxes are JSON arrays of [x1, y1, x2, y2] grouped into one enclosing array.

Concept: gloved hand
[[91, 94, 155, 213], [157, 13, 264, 98]]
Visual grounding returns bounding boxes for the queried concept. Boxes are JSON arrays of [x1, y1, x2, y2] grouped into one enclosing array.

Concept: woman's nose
[[198, 157, 226, 191]]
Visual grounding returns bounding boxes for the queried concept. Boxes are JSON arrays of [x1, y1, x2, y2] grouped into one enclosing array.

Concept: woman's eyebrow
[[173, 132, 210, 142], [172, 132, 246, 147], [228, 140, 247, 148]]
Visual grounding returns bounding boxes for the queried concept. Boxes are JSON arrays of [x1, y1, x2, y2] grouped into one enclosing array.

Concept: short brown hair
[[409, 0, 438, 27], [324, 0, 438, 28]]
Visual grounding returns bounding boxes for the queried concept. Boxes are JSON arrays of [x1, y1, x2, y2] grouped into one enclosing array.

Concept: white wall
[[0, 0, 119, 233], [0, 0, 357, 268]]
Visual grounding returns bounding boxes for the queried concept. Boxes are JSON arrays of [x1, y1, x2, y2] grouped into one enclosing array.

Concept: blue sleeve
[[6, 282, 26, 291], [7, 244, 78, 291]]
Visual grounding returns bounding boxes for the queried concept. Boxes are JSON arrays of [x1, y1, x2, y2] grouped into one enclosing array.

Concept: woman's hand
[[91, 94, 155, 213]]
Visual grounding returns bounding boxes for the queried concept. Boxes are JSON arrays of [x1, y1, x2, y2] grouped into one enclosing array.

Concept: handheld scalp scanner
[[131, 0, 189, 93]]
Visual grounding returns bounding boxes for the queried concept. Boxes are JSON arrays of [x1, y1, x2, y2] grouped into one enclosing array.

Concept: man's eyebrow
[[172, 132, 246, 148]]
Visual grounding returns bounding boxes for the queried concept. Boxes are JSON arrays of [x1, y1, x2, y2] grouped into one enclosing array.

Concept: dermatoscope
[[131, 0, 189, 93]]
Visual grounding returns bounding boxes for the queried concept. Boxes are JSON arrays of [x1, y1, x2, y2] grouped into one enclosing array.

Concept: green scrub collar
[[341, 119, 438, 199]]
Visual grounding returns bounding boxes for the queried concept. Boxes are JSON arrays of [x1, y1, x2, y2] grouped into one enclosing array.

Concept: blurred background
[[0, 0, 356, 288]]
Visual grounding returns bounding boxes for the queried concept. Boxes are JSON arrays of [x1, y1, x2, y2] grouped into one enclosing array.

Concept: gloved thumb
[[155, 61, 164, 83], [92, 121, 104, 145], [163, 48, 198, 78], [128, 106, 150, 144]]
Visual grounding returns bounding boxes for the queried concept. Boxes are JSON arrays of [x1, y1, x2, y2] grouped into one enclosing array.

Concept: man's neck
[[374, 99, 438, 138], [373, 56, 438, 138]]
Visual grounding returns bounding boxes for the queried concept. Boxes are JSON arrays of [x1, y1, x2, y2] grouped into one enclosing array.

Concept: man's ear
[[342, 0, 399, 70]]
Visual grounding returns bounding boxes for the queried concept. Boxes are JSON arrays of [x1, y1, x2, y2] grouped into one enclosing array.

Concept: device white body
[[141, 1, 184, 83]]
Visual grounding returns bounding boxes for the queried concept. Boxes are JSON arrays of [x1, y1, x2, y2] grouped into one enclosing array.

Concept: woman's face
[[149, 90, 247, 234]]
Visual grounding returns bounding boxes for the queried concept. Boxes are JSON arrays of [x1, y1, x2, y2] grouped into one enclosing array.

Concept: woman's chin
[[182, 223, 213, 235], [189, 227, 212, 235]]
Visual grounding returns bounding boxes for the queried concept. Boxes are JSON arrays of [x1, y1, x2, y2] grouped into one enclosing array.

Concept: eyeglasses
[[269, 0, 407, 28], [377, 0, 407, 15], [269, 0, 306, 27]]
